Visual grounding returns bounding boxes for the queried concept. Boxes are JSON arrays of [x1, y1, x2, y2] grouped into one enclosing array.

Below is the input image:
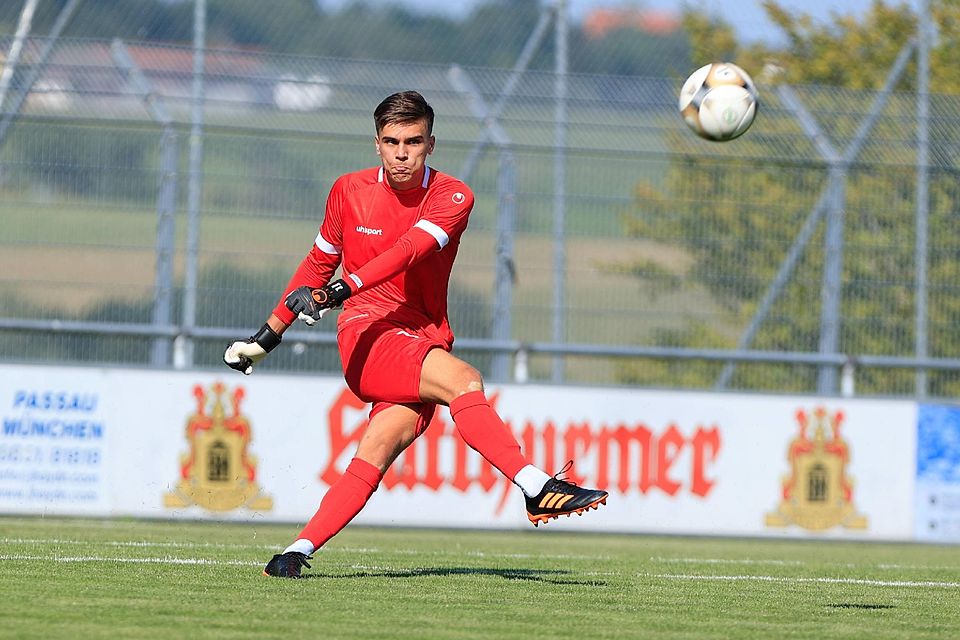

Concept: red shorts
[[337, 312, 450, 435]]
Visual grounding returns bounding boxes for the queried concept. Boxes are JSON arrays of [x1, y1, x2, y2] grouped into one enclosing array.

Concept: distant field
[[0, 198, 734, 341], [1, 516, 958, 639]]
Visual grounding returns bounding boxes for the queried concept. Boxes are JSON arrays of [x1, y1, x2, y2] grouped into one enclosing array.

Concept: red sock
[[297, 457, 382, 550], [449, 390, 529, 480]]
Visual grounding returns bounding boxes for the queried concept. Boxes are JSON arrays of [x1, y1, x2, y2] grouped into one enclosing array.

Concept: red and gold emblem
[[765, 407, 867, 531], [163, 382, 273, 512]]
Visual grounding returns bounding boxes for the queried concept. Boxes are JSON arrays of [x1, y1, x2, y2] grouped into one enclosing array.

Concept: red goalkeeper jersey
[[272, 165, 474, 345]]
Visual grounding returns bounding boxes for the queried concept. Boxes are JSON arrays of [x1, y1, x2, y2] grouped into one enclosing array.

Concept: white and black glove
[[284, 279, 352, 326], [223, 323, 282, 375]]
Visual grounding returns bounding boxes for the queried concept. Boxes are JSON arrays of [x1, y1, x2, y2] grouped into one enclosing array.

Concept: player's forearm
[[348, 227, 438, 294], [266, 313, 288, 335]]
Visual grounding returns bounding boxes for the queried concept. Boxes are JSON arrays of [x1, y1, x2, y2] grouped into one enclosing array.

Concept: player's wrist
[[251, 322, 282, 353], [319, 278, 353, 306], [345, 274, 362, 294]]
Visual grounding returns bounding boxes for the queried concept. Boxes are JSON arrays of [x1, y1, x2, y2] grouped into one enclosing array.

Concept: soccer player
[[224, 91, 607, 578]]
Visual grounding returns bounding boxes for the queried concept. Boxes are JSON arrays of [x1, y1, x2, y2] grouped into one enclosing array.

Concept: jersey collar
[[377, 165, 431, 189]]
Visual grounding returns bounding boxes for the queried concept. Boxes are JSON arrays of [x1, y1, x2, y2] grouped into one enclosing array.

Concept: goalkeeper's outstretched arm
[[224, 239, 341, 375], [224, 220, 443, 374]]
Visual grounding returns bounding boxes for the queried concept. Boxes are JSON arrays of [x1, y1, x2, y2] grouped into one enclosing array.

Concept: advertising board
[[0, 363, 918, 540]]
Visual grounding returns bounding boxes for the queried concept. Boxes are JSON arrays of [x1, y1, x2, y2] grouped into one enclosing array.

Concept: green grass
[[1, 517, 959, 639]]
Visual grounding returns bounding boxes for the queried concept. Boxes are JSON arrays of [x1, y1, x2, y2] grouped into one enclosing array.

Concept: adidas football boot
[[262, 551, 312, 578], [525, 461, 608, 526]]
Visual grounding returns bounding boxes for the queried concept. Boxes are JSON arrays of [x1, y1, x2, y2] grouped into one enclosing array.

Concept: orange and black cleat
[[263, 551, 312, 578], [525, 461, 608, 527]]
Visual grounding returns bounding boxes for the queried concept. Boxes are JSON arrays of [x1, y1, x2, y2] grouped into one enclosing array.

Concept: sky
[[318, 0, 923, 44]]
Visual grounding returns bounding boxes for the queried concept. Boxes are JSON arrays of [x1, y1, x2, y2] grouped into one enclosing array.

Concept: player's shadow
[[308, 566, 606, 586]]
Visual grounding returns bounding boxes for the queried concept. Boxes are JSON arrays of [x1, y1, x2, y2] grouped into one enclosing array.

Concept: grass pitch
[[1, 517, 958, 639]]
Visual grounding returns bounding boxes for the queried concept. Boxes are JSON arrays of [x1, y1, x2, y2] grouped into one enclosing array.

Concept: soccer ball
[[678, 62, 758, 141]]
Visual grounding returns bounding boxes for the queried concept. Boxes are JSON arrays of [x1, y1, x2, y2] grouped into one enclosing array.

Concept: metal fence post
[[491, 149, 517, 381], [152, 129, 179, 366], [110, 39, 178, 367], [818, 164, 846, 394], [915, 0, 932, 397], [178, 0, 206, 368], [551, 0, 568, 383]]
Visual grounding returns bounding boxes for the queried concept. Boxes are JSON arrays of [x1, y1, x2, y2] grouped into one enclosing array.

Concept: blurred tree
[[0, 0, 191, 42], [760, 0, 960, 91], [205, 0, 321, 49]]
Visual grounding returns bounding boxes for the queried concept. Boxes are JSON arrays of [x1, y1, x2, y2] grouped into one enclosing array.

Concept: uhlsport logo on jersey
[[356, 225, 383, 235], [765, 407, 867, 531], [452, 192, 465, 204], [163, 382, 273, 512]]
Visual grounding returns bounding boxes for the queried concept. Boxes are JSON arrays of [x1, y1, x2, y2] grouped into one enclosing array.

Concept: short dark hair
[[374, 91, 435, 136]]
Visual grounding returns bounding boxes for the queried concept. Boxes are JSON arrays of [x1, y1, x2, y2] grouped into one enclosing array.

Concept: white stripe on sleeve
[[314, 231, 342, 255], [348, 273, 363, 290], [414, 219, 449, 249]]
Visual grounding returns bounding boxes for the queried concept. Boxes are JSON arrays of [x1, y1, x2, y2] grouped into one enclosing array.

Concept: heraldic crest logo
[[765, 407, 867, 531], [163, 382, 273, 512]]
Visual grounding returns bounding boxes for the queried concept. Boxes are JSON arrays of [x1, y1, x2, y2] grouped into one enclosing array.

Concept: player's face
[[375, 119, 435, 191]]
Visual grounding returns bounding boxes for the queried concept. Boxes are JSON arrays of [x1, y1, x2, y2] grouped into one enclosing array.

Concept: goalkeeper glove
[[314, 278, 352, 308], [284, 279, 352, 326], [223, 323, 282, 375]]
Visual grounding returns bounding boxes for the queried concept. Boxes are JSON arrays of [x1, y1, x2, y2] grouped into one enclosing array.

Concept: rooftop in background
[[582, 7, 680, 39]]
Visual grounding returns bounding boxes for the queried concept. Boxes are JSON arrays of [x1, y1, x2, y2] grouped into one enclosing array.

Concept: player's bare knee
[[455, 364, 484, 397]]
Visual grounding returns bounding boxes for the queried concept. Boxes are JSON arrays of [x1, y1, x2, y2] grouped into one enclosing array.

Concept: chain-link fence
[[1, 1, 958, 398]]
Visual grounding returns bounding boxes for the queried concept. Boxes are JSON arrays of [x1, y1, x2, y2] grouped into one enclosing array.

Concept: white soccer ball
[[678, 62, 758, 142]]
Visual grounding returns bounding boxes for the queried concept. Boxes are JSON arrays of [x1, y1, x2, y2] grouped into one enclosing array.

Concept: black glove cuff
[[251, 323, 282, 353], [324, 278, 352, 306]]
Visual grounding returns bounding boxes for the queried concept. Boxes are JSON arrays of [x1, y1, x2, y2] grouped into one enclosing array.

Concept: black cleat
[[262, 551, 312, 578], [525, 461, 608, 527]]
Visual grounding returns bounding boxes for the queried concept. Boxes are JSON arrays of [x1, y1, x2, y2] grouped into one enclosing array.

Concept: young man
[[224, 91, 607, 579]]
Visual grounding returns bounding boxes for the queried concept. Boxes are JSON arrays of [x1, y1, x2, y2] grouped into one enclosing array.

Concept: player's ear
[[374, 136, 381, 156], [428, 136, 435, 154]]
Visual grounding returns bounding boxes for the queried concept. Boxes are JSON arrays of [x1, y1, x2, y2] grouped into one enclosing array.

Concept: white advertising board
[[0, 363, 918, 540]]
